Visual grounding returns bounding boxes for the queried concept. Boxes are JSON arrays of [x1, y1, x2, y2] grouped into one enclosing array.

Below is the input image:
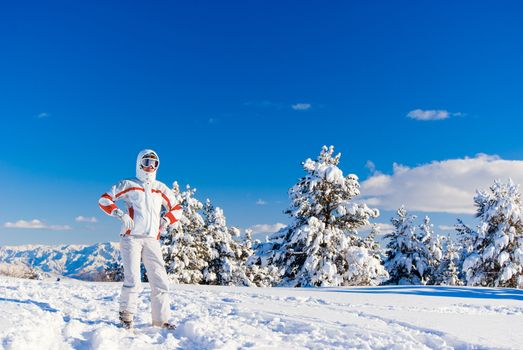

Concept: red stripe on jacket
[[151, 189, 173, 209], [165, 203, 182, 224], [99, 193, 117, 215], [99, 203, 117, 215], [125, 207, 134, 235], [116, 187, 144, 198]]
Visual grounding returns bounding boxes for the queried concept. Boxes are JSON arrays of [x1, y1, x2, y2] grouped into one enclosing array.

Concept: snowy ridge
[[0, 242, 120, 280], [0, 276, 522, 349]]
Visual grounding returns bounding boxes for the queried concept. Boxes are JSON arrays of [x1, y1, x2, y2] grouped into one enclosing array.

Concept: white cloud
[[4, 219, 45, 229], [406, 109, 462, 121], [75, 216, 98, 223], [360, 154, 523, 214], [291, 103, 311, 111], [361, 222, 394, 235], [4, 219, 71, 231], [256, 199, 267, 205], [247, 223, 287, 235], [374, 223, 394, 234], [37, 112, 49, 119], [438, 225, 456, 232], [365, 160, 377, 174]]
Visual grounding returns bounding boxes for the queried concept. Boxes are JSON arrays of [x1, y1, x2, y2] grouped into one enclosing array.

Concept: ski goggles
[[140, 157, 159, 169]]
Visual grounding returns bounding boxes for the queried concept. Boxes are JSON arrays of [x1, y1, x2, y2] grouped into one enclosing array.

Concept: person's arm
[[159, 186, 183, 229], [99, 181, 125, 216], [99, 181, 134, 231]]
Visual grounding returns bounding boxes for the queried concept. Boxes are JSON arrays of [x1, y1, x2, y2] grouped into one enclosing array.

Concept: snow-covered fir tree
[[385, 207, 416, 284], [257, 146, 387, 287], [342, 224, 389, 286], [201, 199, 252, 286], [455, 218, 475, 282], [461, 179, 523, 288], [385, 208, 436, 285], [419, 216, 443, 284], [103, 261, 124, 282], [161, 183, 269, 286], [433, 236, 463, 286], [244, 229, 283, 287], [161, 183, 209, 284], [362, 224, 383, 260]]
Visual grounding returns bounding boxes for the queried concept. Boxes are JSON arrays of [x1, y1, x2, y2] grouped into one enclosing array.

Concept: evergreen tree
[[201, 200, 252, 286], [342, 224, 388, 286], [363, 224, 382, 260], [419, 216, 443, 284], [259, 146, 387, 287], [455, 219, 475, 282], [244, 229, 281, 287], [103, 261, 124, 282], [385, 207, 417, 284], [462, 179, 523, 288], [161, 183, 264, 286], [385, 208, 435, 285], [161, 183, 209, 284], [433, 236, 463, 286]]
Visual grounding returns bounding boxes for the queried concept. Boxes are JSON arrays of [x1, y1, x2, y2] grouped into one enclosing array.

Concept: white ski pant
[[119, 235, 171, 323]]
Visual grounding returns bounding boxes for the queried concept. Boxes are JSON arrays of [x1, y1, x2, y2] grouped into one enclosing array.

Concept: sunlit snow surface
[[0, 277, 522, 349]]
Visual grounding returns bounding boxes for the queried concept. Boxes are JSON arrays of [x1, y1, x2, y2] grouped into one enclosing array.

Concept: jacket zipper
[[144, 181, 152, 236]]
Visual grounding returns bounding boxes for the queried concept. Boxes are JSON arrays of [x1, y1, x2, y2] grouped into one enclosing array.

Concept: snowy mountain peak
[[0, 242, 120, 281]]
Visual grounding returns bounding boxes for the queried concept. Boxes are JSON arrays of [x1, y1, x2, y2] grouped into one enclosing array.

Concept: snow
[[1, 276, 522, 349]]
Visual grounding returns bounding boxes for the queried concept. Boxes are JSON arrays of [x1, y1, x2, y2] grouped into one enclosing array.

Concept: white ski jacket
[[98, 149, 182, 239]]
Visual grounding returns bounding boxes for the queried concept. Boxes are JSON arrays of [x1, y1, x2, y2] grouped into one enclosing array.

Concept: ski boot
[[152, 320, 176, 330], [119, 311, 133, 330]]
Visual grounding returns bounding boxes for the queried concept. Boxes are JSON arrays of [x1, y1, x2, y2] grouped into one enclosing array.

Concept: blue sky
[[2, 1, 523, 245]]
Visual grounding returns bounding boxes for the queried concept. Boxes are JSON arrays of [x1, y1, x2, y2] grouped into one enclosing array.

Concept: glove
[[120, 214, 135, 231], [159, 217, 169, 232], [112, 209, 134, 231]]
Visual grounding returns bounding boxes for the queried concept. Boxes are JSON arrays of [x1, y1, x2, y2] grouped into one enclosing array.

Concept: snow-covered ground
[[0, 276, 522, 350]]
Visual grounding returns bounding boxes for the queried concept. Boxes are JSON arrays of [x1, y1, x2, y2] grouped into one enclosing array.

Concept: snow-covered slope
[[0, 242, 120, 280], [0, 276, 522, 349]]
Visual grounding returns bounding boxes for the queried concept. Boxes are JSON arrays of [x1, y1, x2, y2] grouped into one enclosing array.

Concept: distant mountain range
[[0, 242, 121, 281]]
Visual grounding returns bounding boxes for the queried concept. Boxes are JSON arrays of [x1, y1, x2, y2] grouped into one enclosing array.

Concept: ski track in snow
[[0, 277, 522, 350]]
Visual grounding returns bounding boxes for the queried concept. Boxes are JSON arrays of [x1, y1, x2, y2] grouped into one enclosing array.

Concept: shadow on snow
[[0, 297, 60, 313], [315, 285, 523, 301], [0, 297, 119, 327]]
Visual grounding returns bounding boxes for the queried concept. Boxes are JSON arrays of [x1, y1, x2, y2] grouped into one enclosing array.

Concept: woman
[[98, 149, 181, 329]]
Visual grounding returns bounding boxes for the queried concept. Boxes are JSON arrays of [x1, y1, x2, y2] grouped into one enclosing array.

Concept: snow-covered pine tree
[[342, 224, 389, 286], [201, 199, 252, 286], [433, 236, 463, 286], [455, 218, 475, 282], [161, 183, 209, 284], [385, 207, 417, 284], [419, 216, 443, 285], [244, 228, 253, 250], [259, 146, 387, 287], [103, 261, 124, 282], [244, 229, 281, 287], [385, 208, 435, 285], [363, 224, 382, 260], [462, 179, 523, 288]]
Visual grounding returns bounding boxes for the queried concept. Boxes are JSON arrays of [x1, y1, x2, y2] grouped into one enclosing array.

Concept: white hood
[[136, 149, 159, 183]]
